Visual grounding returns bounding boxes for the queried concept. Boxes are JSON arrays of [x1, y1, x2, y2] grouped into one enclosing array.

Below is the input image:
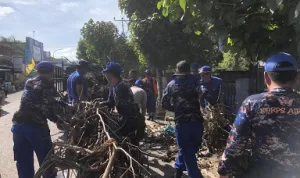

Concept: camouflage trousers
[[235, 165, 297, 178]]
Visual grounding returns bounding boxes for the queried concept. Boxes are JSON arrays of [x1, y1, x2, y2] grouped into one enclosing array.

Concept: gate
[[53, 66, 66, 92], [217, 70, 250, 112], [221, 82, 236, 111], [217, 65, 265, 112], [249, 63, 265, 94]]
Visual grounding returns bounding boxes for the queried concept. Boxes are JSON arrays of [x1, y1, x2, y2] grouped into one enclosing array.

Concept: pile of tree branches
[[34, 101, 151, 178], [202, 102, 235, 152], [84, 72, 109, 101]]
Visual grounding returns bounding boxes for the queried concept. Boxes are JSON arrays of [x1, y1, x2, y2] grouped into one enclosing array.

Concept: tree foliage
[[158, 0, 300, 61], [76, 19, 140, 72], [119, 0, 222, 69], [110, 34, 143, 72], [119, 0, 224, 103], [216, 50, 248, 71], [0, 36, 24, 56], [77, 19, 118, 64]]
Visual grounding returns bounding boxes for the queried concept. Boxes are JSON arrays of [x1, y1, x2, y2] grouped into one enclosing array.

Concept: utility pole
[[113, 17, 130, 34]]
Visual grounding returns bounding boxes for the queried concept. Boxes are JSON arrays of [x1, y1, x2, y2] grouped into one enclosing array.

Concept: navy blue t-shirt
[[67, 71, 87, 102]]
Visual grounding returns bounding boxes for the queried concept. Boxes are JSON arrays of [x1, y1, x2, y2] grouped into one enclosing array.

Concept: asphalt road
[[0, 92, 214, 178], [0, 92, 182, 178], [0, 92, 61, 178]]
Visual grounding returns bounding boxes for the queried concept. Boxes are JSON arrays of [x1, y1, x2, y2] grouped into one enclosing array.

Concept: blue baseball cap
[[103, 62, 124, 73], [264, 52, 298, 72], [191, 62, 200, 69], [37, 61, 54, 73], [199, 66, 212, 73], [145, 69, 151, 74], [135, 79, 144, 87]]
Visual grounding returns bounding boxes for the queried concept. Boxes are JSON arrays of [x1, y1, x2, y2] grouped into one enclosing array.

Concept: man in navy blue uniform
[[191, 62, 201, 82], [218, 52, 300, 178], [67, 60, 89, 104], [199, 66, 222, 110], [12, 61, 63, 178], [191, 62, 200, 76], [162, 60, 204, 178], [101, 62, 146, 146], [198, 65, 223, 156]]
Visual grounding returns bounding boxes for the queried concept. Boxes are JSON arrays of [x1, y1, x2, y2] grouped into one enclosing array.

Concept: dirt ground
[[54, 114, 220, 178], [143, 111, 219, 178]]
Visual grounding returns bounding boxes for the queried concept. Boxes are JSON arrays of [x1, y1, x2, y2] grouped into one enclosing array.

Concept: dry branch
[[34, 101, 151, 178], [202, 102, 234, 152]]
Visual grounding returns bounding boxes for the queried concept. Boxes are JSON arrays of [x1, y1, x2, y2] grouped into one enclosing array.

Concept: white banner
[[33, 45, 42, 61]]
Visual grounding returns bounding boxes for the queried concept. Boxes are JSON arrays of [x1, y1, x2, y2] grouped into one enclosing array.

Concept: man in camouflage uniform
[[101, 62, 146, 146], [199, 66, 223, 156], [162, 60, 204, 178], [12, 61, 64, 178], [199, 66, 222, 110], [218, 52, 300, 178]]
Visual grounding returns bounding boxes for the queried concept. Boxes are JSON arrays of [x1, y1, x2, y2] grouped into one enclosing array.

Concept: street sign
[[25, 37, 44, 62]]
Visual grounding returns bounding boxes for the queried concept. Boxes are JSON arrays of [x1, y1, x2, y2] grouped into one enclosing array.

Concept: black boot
[[150, 112, 154, 121], [174, 169, 183, 178], [150, 116, 154, 121]]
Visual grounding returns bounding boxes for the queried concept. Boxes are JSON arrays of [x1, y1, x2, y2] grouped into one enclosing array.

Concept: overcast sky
[[0, 0, 127, 61]]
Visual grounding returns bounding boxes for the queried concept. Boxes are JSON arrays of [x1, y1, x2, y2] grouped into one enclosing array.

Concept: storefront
[[0, 43, 20, 91], [0, 67, 13, 81]]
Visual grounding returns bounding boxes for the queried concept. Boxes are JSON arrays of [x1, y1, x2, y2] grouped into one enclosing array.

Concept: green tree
[[76, 19, 140, 72], [0, 36, 24, 56], [216, 50, 248, 71], [120, 0, 224, 102], [157, 0, 300, 62], [76, 39, 89, 61], [110, 34, 141, 73], [76, 19, 119, 64], [119, 0, 223, 102]]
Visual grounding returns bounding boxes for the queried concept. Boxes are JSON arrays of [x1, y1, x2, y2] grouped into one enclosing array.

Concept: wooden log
[[102, 147, 117, 178]]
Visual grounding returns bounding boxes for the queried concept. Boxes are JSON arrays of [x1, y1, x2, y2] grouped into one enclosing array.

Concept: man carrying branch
[[199, 65, 223, 156], [67, 60, 89, 105], [101, 62, 146, 146], [12, 61, 64, 178]]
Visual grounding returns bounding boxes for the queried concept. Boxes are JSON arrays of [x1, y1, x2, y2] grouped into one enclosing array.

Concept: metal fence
[[217, 64, 266, 112], [248, 64, 264, 94], [53, 66, 66, 92], [221, 82, 236, 111]]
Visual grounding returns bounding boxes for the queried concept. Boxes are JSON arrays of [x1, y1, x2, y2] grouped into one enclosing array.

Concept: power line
[[113, 17, 130, 34]]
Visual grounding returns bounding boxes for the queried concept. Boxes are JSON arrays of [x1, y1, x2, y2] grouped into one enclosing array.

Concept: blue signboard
[[24, 49, 32, 64], [25, 37, 44, 63]]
